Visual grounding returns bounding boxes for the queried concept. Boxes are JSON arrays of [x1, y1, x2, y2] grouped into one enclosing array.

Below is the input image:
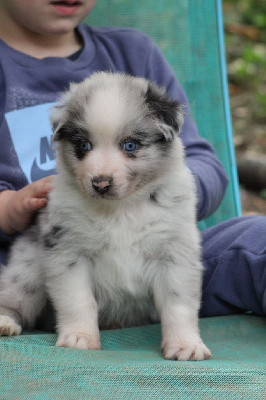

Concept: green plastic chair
[[88, 0, 242, 230], [2, 1, 265, 399]]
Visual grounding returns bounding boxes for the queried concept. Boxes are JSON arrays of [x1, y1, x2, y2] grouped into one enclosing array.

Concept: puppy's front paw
[[162, 339, 212, 361], [0, 315, 22, 336], [56, 331, 101, 350]]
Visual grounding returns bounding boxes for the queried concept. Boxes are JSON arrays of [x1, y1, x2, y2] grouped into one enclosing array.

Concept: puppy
[[0, 72, 211, 361]]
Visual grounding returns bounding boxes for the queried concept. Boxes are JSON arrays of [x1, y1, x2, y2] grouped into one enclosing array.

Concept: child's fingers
[[28, 176, 55, 199], [25, 197, 48, 211], [36, 183, 53, 198]]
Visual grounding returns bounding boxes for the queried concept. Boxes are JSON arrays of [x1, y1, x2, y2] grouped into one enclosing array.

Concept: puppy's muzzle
[[92, 176, 113, 194]]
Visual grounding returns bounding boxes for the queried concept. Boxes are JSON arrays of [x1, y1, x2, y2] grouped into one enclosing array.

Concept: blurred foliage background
[[223, 0, 266, 214]]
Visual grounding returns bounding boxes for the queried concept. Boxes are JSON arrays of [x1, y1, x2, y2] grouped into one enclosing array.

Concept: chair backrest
[[86, 0, 241, 229]]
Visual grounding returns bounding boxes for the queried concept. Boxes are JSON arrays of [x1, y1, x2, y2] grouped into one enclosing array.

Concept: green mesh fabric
[[1, 316, 266, 399], [87, 0, 241, 230]]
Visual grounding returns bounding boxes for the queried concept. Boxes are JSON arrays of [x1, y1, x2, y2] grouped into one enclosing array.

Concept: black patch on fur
[[150, 191, 158, 203], [145, 83, 182, 133], [53, 122, 91, 160], [43, 237, 55, 249], [43, 225, 64, 249], [153, 139, 173, 157], [132, 130, 165, 146]]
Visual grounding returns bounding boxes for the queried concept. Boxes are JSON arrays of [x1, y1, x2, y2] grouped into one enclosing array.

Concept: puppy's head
[[51, 72, 184, 200]]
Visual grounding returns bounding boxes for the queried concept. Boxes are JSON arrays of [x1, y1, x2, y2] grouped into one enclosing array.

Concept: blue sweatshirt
[[0, 24, 228, 245]]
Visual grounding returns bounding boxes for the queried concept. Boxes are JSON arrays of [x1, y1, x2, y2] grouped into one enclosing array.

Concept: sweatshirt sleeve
[[145, 39, 229, 221]]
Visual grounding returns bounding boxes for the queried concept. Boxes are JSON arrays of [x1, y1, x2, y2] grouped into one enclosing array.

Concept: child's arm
[[0, 176, 54, 235]]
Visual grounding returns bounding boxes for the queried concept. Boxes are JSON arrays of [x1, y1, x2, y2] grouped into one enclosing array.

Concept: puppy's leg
[[153, 258, 211, 361], [0, 236, 46, 335], [159, 301, 211, 361], [45, 254, 101, 350]]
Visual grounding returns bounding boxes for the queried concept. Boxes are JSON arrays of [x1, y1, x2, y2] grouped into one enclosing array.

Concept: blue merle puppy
[[0, 72, 211, 361]]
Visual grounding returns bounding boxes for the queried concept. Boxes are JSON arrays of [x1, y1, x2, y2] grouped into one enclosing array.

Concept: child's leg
[[200, 216, 266, 317]]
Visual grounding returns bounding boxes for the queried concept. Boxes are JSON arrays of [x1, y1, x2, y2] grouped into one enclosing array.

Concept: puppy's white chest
[[88, 212, 159, 328], [91, 213, 151, 295], [93, 249, 145, 294], [93, 220, 148, 294]]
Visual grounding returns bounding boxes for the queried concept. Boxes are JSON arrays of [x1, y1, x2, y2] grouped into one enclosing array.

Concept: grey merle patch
[[43, 226, 65, 249], [23, 282, 42, 295]]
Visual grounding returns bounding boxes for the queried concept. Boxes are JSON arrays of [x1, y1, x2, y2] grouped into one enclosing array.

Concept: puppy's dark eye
[[80, 141, 92, 152]]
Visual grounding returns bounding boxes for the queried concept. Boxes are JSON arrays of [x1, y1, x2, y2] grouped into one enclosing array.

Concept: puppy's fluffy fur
[[0, 72, 211, 360]]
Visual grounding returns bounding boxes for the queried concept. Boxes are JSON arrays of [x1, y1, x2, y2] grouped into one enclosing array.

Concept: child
[[0, 0, 265, 317]]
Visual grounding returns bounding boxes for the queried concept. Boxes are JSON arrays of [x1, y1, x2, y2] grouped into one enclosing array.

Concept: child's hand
[[0, 176, 54, 235]]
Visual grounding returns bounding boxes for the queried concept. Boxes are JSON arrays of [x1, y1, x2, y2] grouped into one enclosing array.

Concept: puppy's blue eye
[[80, 141, 92, 152], [123, 141, 137, 152]]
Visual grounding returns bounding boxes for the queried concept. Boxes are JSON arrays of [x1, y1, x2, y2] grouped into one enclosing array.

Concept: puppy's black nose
[[92, 176, 113, 193]]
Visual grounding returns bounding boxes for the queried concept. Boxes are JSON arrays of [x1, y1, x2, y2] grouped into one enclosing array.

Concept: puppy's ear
[[145, 83, 184, 141], [50, 104, 67, 142], [50, 82, 79, 142]]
